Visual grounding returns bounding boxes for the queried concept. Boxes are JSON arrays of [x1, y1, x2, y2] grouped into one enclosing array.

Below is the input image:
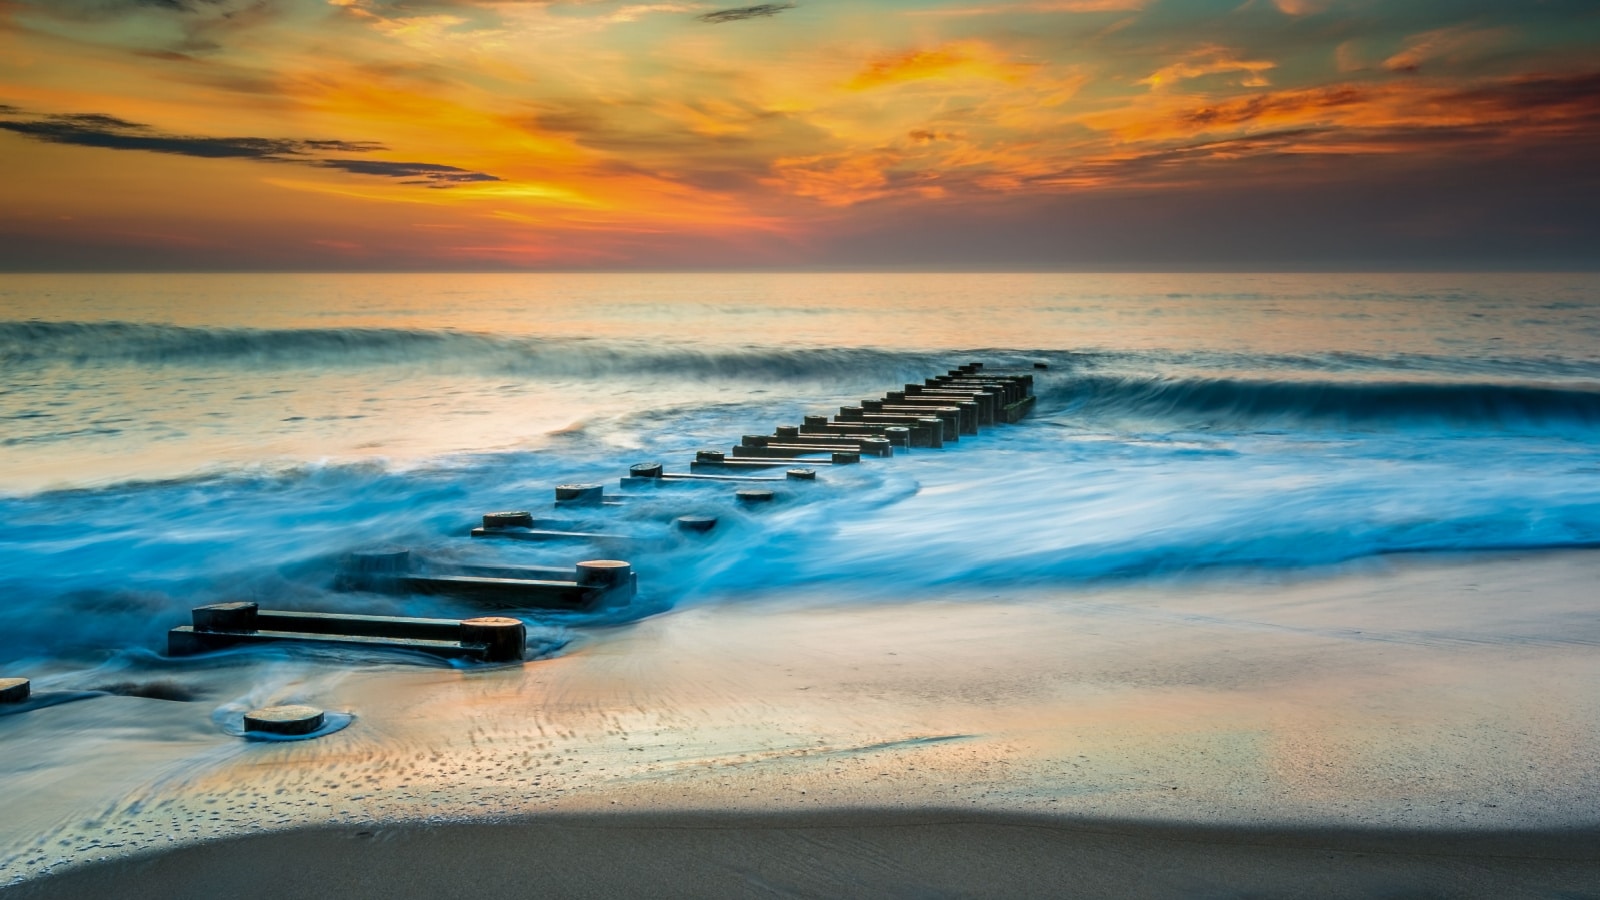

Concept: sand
[[5, 550, 1600, 895], [8, 812, 1600, 899]]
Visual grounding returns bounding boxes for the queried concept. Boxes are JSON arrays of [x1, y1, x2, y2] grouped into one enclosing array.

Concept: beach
[[6, 550, 1600, 896], [3, 272, 1600, 895]]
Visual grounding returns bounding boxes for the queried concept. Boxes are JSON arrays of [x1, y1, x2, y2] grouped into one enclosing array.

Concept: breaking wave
[[1040, 373, 1600, 432], [0, 320, 950, 382]]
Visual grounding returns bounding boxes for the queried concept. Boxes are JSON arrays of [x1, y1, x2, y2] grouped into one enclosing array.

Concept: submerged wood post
[[194, 601, 259, 633], [336, 549, 411, 592], [555, 483, 605, 506], [576, 559, 635, 606], [482, 511, 534, 529], [675, 515, 718, 534]]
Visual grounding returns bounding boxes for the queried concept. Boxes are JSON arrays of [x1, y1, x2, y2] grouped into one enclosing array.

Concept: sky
[[2, 0, 1598, 271]]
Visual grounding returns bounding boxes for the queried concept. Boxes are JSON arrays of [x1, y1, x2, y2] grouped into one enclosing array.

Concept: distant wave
[[1041, 374, 1600, 431], [0, 320, 946, 381], [8, 321, 1600, 386]]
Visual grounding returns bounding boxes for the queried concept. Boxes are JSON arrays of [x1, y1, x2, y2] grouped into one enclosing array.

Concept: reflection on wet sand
[[5, 551, 1600, 888]]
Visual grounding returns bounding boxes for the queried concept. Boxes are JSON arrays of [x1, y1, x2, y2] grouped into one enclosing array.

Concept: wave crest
[[0, 320, 943, 381], [1042, 374, 1600, 431]]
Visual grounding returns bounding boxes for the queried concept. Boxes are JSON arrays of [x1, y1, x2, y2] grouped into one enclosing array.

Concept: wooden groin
[[150, 360, 1033, 672]]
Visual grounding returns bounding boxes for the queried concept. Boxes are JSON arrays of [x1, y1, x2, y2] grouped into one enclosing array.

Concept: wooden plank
[[469, 527, 630, 544], [168, 626, 487, 660]]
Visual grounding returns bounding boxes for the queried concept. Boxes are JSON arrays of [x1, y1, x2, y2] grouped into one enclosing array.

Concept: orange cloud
[[910, 0, 1147, 15], [1271, 0, 1329, 15], [1384, 26, 1509, 74], [1140, 47, 1277, 90], [848, 42, 1035, 91], [769, 152, 899, 206]]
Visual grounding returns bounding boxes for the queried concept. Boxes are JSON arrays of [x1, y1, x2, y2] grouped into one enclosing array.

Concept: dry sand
[[4, 551, 1600, 896]]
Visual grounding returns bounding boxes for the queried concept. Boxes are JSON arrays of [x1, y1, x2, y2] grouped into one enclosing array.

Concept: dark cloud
[[0, 108, 499, 188], [0, 117, 302, 158], [303, 140, 388, 152], [1440, 70, 1600, 117], [25, 0, 243, 16], [134, 49, 201, 61], [127, 0, 228, 9], [1173, 70, 1600, 141], [696, 3, 794, 24], [45, 112, 153, 131], [26, 0, 231, 13], [1184, 87, 1367, 129], [319, 159, 502, 187]]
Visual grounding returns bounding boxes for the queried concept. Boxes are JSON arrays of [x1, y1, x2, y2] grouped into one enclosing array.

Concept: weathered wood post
[[460, 617, 526, 662], [675, 515, 718, 533], [482, 511, 534, 529], [0, 678, 30, 704], [244, 705, 326, 736], [555, 483, 605, 506], [576, 559, 634, 605]]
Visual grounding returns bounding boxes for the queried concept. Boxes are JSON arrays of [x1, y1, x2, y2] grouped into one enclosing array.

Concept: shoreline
[[4, 549, 1600, 892], [8, 809, 1600, 899]]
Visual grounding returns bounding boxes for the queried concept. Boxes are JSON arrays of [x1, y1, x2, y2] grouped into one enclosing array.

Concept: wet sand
[[5, 551, 1600, 895], [9, 812, 1600, 899]]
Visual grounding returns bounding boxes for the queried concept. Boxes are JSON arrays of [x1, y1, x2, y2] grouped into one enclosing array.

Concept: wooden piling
[[554, 483, 605, 506], [244, 705, 326, 736], [460, 617, 527, 662], [482, 511, 535, 529], [0, 678, 29, 704], [674, 515, 718, 534]]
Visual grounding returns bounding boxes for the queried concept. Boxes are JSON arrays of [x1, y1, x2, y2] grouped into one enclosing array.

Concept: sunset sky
[[3, 0, 1597, 270]]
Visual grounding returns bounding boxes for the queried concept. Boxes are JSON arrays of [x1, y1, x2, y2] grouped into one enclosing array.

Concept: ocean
[[2, 271, 1600, 667]]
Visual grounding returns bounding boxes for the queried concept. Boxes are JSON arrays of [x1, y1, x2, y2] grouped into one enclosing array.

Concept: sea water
[[2, 272, 1599, 670]]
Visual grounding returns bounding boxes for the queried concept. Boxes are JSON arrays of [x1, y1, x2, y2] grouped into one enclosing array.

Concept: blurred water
[[1, 272, 1598, 667]]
